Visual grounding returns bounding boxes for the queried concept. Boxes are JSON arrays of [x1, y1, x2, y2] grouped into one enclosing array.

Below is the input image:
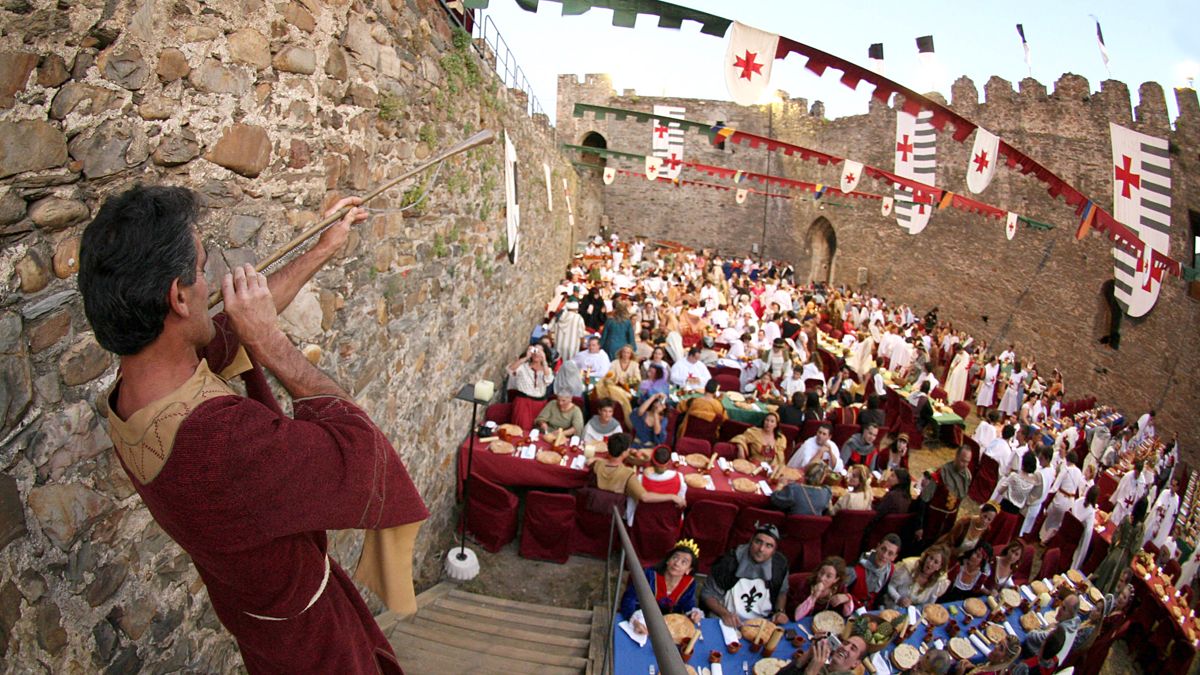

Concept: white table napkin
[[718, 620, 739, 645], [758, 480, 773, 496], [619, 620, 648, 647]]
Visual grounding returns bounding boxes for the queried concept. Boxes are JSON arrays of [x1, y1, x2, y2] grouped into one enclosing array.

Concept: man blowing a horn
[[78, 185, 427, 674]]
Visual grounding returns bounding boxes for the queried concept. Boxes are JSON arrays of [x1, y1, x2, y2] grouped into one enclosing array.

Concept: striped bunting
[[1110, 122, 1171, 317]]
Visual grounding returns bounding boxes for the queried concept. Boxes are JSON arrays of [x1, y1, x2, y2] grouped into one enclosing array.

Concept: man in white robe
[[1021, 450, 1056, 537], [669, 347, 711, 391], [787, 424, 843, 473], [1040, 453, 1087, 543], [1133, 410, 1156, 445], [551, 301, 586, 362], [573, 336, 611, 375], [1144, 479, 1181, 549]]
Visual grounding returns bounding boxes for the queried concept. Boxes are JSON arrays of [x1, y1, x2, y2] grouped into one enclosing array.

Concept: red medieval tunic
[[104, 315, 428, 674]]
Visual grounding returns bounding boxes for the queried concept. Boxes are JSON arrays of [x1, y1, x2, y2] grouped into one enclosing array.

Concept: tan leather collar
[[105, 349, 250, 484]]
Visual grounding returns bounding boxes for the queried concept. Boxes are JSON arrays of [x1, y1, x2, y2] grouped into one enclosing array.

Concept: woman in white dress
[[996, 361, 1026, 416], [944, 346, 970, 403], [974, 356, 1000, 414]]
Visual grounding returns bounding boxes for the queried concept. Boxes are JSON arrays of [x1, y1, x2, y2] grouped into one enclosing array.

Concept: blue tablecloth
[[613, 600, 1034, 674]]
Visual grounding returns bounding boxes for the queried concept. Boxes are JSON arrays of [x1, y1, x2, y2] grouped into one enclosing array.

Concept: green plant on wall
[[418, 124, 438, 145], [440, 28, 481, 96], [432, 233, 449, 258], [379, 94, 403, 121]]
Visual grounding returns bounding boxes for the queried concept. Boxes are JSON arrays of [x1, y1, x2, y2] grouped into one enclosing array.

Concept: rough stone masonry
[[558, 72, 1200, 466], [0, 0, 598, 670]]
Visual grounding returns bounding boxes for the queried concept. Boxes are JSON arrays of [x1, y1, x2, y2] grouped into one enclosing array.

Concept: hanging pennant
[[1005, 211, 1018, 240], [840, 160, 863, 193], [1110, 122, 1171, 317], [724, 21, 779, 105], [652, 104, 686, 180], [543, 162, 553, 211], [893, 110, 936, 234], [881, 196, 894, 216], [503, 131, 520, 264], [645, 156, 663, 180], [966, 128, 1000, 194], [602, 166, 616, 185], [736, 188, 748, 204]]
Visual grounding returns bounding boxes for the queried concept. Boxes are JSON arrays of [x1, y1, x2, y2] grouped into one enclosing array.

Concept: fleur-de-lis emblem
[[739, 585, 763, 612]]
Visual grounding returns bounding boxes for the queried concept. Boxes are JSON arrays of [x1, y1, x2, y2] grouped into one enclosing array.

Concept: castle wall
[[0, 0, 595, 670], [558, 72, 1200, 463]]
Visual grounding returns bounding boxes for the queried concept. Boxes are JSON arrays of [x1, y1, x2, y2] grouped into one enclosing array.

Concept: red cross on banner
[[973, 150, 989, 173], [896, 135, 913, 162], [734, 50, 763, 81], [1114, 155, 1141, 199], [654, 125, 669, 139], [663, 153, 682, 170]]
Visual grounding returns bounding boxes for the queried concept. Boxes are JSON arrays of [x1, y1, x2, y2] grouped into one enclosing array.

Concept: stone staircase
[[380, 583, 606, 674]]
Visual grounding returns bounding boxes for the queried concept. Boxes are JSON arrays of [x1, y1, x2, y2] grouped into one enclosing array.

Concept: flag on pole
[[814, 184, 827, 200], [1016, 24, 1031, 76], [724, 22, 779, 105], [1076, 200, 1098, 240], [868, 43, 884, 74], [1110, 122, 1171, 317], [915, 36, 934, 53], [966, 127, 1000, 194], [1092, 16, 1110, 72]]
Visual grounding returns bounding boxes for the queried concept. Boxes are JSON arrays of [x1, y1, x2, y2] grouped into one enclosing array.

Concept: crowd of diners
[[497, 234, 1188, 674]]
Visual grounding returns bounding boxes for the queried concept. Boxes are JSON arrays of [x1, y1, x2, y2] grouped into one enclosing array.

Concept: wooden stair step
[[433, 596, 592, 637], [390, 632, 582, 675], [390, 619, 590, 669], [445, 589, 594, 622], [586, 605, 608, 675], [414, 608, 590, 652]]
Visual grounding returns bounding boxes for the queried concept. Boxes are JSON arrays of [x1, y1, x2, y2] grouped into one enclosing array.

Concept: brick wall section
[[0, 1, 596, 670], [558, 72, 1200, 463]]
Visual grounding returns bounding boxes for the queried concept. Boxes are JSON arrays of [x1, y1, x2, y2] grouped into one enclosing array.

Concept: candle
[[474, 380, 495, 403]]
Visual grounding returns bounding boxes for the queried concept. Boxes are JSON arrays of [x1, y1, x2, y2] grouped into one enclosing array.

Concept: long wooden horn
[[208, 129, 496, 308]]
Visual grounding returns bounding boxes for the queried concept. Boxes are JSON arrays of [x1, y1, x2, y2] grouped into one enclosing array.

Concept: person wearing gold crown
[[618, 539, 704, 634]]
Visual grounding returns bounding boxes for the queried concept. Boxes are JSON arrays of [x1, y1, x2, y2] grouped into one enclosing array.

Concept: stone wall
[[0, 0, 595, 671], [558, 72, 1200, 462]]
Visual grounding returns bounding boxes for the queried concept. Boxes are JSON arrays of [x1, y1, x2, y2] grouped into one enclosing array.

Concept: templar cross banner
[[503, 130, 519, 263], [644, 155, 663, 181], [1005, 212, 1018, 240], [1110, 122, 1171, 317], [894, 110, 937, 235], [602, 167, 616, 185], [652, 104, 686, 180], [724, 22, 779, 106], [840, 160, 863, 193], [966, 127, 1000, 194]]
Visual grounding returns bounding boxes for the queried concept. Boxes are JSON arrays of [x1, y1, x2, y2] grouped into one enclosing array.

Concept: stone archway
[[806, 217, 837, 284], [580, 131, 607, 168]]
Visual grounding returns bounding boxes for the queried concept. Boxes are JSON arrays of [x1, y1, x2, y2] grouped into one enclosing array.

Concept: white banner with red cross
[[1110, 122, 1171, 318], [651, 104, 686, 180]]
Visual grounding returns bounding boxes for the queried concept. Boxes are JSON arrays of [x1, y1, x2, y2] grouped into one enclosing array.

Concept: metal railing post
[[610, 506, 687, 675]]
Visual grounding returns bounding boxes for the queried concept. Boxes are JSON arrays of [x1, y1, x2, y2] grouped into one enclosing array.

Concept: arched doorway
[[806, 217, 837, 284], [580, 131, 607, 168]]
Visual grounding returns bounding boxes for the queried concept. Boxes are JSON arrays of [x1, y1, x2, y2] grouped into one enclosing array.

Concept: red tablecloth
[[457, 437, 770, 509], [1129, 567, 1197, 670]]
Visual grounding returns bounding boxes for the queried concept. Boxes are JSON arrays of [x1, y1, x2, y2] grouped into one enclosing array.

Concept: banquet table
[[458, 435, 773, 509], [613, 600, 1036, 674]]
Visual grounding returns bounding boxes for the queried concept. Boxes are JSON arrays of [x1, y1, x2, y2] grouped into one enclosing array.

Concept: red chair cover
[[862, 513, 914, 554], [930, 387, 948, 403], [784, 572, 813, 617], [666, 408, 680, 446], [713, 365, 741, 379], [967, 454, 1000, 505], [800, 420, 823, 443], [987, 511, 1021, 549], [676, 436, 712, 457], [1014, 543, 1035, 584], [571, 492, 618, 559], [1046, 512, 1084, 565], [1039, 547, 1063, 578], [680, 500, 739, 574], [679, 414, 721, 443], [718, 419, 753, 443], [822, 510, 876, 562], [832, 424, 860, 448], [729, 507, 786, 553], [714, 373, 742, 394], [630, 501, 685, 564], [950, 401, 971, 419], [464, 476, 519, 553], [779, 424, 801, 452], [510, 395, 543, 432], [611, 402, 631, 433], [712, 442, 738, 461], [484, 402, 514, 425], [519, 491, 575, 563], [781, 515, 833, 572]]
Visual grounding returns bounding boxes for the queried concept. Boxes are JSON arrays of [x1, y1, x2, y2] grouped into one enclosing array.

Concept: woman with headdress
[[618, 537, 704, 633]]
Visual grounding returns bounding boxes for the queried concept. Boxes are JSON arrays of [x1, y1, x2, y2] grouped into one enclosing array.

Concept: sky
[[472, 0, 1200, 126]]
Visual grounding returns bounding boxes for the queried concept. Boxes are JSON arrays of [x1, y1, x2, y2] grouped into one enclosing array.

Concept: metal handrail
[[434, 1, 549, 121], [603, 505, 688, 675]]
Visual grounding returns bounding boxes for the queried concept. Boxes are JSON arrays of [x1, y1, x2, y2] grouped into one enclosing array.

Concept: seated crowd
[[487, 235, 1186, 673]]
